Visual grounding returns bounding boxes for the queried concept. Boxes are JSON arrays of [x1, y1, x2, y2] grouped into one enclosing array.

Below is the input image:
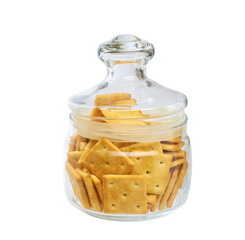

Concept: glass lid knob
[[98, 34, 155, 62]]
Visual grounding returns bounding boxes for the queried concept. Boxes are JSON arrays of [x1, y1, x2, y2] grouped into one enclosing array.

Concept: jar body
[[64, 116, 191, 221]]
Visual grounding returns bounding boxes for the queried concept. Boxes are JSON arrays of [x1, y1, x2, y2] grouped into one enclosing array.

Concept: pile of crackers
[[66, 93, 188, 214]]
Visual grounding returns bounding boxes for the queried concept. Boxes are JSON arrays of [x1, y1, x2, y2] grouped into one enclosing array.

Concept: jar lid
[[69, 34, 187, 121]]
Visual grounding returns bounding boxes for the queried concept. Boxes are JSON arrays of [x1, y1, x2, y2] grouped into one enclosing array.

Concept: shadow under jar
[[64, 34, 192, 221]]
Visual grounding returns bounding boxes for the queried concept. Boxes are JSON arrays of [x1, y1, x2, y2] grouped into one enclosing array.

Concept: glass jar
[[64, 34, 192, 221]]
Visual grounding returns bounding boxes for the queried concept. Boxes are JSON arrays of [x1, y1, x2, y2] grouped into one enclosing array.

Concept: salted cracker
[[80, 142, 87, 151], [147, 195, 157, 206], [94, 93, 131, 106], [101, 109, 144, 118], [76, 168, 102, 212], [102, 175, 147, 214], [91, 174, 103, 204], [163, 149, 186, 160], [68, 133, 78, 151], [113, 142, 135, 149], [80, 138, 135, 179], [167, 162, 188, 208], [170, 158, 186, 168], [90, 107, 105, 123], [122, 142, 172, 194], [161, 141, 185, 152], [150, 170, 172, 212], [163, 136, 181, 143], [113, 99, 137, 107], [78, 139, 97, 164], [67, 151, 83, 169], [76, 135, 86, 151], [159, 166, 180, 210], [66, 161, 90, 209]]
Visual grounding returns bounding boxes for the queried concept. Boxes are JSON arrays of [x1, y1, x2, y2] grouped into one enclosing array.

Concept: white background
[[0, 0, 245, 239]]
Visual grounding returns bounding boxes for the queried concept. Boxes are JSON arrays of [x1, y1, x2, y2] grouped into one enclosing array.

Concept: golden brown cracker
[[78, 139, 97, 164], [90, 107, 104, 117], [163, 149, 186, 159], [68, 133, 78, 151], [102, 175, 147, 214], [159, 166, 180, 210], [91, 175, 103, 204], [170, 158, 186, 168], [75, 135, 85, 151], [147, 122, 161, 125], [167, 162, 188, 208], [113, 142, 135, 149], [147, 203, 153, 209], [82, 168, 90, 173], [76, 168, 102, 212], [161, 141, 185, 152], [67, 151, 83, 169], [113, 99, 137, 107], [124, 146, 172, 194], [80, 142, 87, 151], [94, 93, 131, 106], [101, 109, 144, 118], [121, 141, 163, 153], [150, 170, 172, 212], [147, 195, 157, 205], [81, 138, 135, 179], [163, 136, 181, 143], [66, 161, 90, 209], [122, 142, 172, 194]]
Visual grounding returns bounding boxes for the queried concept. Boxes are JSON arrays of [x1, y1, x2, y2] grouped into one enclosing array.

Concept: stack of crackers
[[66, 93, 188, 214]]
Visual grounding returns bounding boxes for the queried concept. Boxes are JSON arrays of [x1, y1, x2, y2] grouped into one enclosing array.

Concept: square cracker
[[91, 175, 103, 204], [121, 142, 172, 194], [78, 139, 97, 164], [66, 161, 90, 209], [76, 135, 85, 151], [68, 133, 78, 151], [146, 194, 157, 205], [103, 175, 147, 214], [94, 93, 131, 106], [161, 141, 185, 152], [112, 99, 137, 107], [121, 142, 163, 153], [76, 168, 102, 212], [80, 138, 135, 179], [90, 107, 105, 123], [67, 151, 83, 169], [101, 109, 144, 118], [113, 142, 135, 149]]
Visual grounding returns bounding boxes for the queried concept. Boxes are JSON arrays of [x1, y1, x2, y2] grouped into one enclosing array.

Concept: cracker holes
[[111, 204, 115, 207], [160, 161, 163, 165], [109, 182, 114, 185], [123, 193, 127, 197], [134, 182, 139, 186], [103, 146, 107, 150], [136, 157, 140, 160], [156, 185, 159, 188], [121, 162, 124, 166], [136, 205, 140, 208], [146, 171, 150, 174], [106, 162, 109, 166], [90, 161, 94, 165]]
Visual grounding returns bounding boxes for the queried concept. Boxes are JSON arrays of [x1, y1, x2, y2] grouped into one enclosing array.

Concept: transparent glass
[[64, 35, 192, 221]]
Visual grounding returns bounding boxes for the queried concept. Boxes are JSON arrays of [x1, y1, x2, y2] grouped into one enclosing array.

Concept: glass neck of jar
[[105, 60, 147, 83]]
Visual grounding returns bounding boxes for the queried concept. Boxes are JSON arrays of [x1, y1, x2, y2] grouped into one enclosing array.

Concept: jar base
[[69, 195, 189, 221]]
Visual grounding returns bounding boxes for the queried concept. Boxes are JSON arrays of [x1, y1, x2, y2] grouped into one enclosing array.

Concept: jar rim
[[70, 112, 188, 142]]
